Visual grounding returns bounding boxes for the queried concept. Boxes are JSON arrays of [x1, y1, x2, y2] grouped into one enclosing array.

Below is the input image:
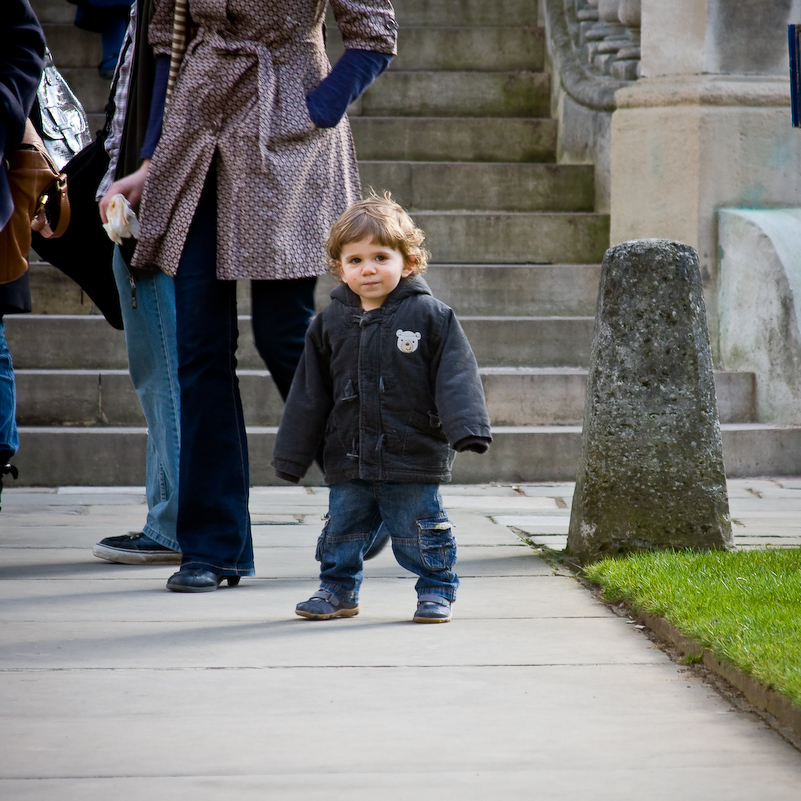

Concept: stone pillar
[[610, 0, 801, 358], [567, 239, 732, 564]]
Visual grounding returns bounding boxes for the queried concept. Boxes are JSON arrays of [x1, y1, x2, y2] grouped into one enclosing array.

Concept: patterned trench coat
[[133, 0, 398, 279]]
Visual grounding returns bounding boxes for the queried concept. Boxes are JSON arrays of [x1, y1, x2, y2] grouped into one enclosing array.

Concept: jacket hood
[[330, 274, 433, 309]]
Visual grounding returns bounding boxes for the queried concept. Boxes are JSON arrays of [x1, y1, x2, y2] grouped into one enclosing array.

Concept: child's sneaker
[[295, 588, 359, 620], [413, 595, 452, 624]]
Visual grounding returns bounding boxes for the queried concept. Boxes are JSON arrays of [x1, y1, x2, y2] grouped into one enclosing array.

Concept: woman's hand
[[99, 159, 151, 224]]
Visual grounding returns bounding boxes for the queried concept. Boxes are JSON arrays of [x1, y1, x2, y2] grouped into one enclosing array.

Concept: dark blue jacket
[[0, 0, 46, 231], [273, 276, 492, 484]]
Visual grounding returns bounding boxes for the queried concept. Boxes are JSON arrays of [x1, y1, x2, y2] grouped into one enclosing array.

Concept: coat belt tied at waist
[[190, 30, 314, 170]]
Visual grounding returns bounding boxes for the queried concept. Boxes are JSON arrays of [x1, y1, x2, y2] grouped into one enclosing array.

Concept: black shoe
[[166, 568, 241, 593], [364, 524, 390, 560], [0, 460, 19, 512], [93, 532, 182, 565]]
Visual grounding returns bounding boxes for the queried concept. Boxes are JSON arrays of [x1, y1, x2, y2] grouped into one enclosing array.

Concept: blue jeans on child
[[0, 318, 19, 460], [112, 246, 180, 551], [317, 480, 459, 604]]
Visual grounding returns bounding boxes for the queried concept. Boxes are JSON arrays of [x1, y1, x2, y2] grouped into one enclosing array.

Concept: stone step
[[312, 264, 603, 318], [31, 0, 74, 24], [349, 117, 557, 162], [352, 70, 550, 118], [14, 367, 756, 428], [391, 0, 539, 28], [327, 25, 544, 72], [4, 314, 596, 370], [27, 261, 603, 319], [10, 424, 801, 486], [42, 23, 101, 69], [27, 262, 110, 317], [479, 368, 755, 426], [413, 211, 610, 264], [359, 161, 595, 212]]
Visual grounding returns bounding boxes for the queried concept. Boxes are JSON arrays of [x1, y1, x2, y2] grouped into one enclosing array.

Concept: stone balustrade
[[572, 0, 641, 83]]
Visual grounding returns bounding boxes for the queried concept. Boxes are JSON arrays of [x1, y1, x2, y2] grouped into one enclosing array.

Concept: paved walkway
[[2, 479, 801, 800]]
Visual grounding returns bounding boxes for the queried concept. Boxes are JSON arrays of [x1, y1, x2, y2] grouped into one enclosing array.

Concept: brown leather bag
[[0, 119, 71, 285]]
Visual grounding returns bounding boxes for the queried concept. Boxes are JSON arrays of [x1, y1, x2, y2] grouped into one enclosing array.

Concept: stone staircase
[[8, 0, 801, 486]]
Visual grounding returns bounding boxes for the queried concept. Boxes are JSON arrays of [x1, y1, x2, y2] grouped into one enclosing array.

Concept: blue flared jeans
[[173, 170, 315, 575], [112, 246, 180, 551]]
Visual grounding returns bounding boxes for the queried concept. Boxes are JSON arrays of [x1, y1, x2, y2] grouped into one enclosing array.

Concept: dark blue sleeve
[[140, 54, 170, 159], [0, 0, 46, 158], [306, 49, 392, 129]]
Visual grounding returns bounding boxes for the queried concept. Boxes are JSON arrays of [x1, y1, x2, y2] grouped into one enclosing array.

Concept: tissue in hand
[[103, 193, 140, 244]]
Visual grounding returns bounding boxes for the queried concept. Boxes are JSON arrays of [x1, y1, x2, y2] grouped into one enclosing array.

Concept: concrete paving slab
[[5, 769, 801, 801], [1, 614, 665, 670], [1, 483, 800, 800], [729, 498, 801, 512], [0, 541, 548, 578], [492, 514, 570, 530], [727, 479, 801, 497], [729, 510, 801, 523], [3, 664, 798, 778], [0, 574, 602, 622]]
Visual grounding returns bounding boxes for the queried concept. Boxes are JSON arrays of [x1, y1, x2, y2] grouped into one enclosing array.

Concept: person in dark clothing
[[0, 0, 46, 508], [273, 194, 492, 624], [68, 0, 135, 78]]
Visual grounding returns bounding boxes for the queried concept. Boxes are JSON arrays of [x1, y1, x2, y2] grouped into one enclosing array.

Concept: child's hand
[[99, 159, 150, 224], [454, 436, 490, 454], [275, 470, 301, 484]]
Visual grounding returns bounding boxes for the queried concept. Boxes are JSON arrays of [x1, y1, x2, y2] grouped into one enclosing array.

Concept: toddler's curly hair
[[326, 191, 430, 279]]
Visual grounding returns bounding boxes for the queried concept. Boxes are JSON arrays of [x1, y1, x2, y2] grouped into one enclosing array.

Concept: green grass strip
[[584, 548, 801, 706]]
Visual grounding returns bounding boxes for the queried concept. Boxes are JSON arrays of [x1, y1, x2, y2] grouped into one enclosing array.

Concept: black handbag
[[30, 135, 120, 329], [30, 52, 122, 330]]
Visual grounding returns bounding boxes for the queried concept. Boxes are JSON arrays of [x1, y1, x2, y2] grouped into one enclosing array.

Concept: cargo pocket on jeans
[[417, 517, 456, 571], [314, 513, 331, 563]]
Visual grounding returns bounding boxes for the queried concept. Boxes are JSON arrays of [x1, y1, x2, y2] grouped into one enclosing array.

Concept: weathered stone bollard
[[567, 239, 732, 563]]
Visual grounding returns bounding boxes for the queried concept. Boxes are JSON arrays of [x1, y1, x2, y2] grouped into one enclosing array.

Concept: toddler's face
[[337, 237, 413, 310]]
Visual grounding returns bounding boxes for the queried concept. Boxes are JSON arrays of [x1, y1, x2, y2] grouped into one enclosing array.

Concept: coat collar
[[330, 274, 432, 311]]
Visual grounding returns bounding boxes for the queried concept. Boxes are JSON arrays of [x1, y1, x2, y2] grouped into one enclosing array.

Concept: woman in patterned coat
[[115, 0, 397, 591]]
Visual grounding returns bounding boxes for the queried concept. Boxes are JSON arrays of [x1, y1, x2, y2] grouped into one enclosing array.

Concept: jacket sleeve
[[272, 319, 334, 481], [0, 0, 45, 158], [330, 0, 398, 55], [148, 0, 175, 57], [432, 310, 492, 448], [306, 49, 392, 129]]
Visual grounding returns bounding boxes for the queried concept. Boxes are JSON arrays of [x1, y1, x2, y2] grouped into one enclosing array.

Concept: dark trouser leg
[[173, 172, 254, 575], [250, 277, 316, 400], [251, 277, 327, 471]]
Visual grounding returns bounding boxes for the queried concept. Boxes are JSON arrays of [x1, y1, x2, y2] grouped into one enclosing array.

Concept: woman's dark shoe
[[166, 568, 241, 593]]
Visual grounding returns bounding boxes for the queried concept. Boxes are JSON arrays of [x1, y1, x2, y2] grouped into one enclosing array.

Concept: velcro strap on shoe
[[417, 594, 451, 608], [310, 589, 337, 604]]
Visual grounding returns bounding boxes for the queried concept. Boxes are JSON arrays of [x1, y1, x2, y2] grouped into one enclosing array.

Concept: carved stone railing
[[542, 0, 641, 112]]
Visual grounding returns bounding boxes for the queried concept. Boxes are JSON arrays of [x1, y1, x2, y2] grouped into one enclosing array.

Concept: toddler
[[272, 193, 491, 623]]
